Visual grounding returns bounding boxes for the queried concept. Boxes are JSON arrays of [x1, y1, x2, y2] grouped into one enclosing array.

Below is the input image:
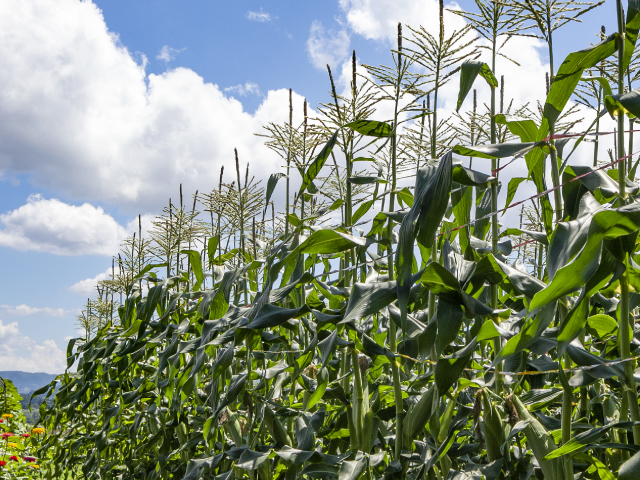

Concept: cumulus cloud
[[224, 82, 262, 97], [0, 319, 66, 373], [156, 45, 184, 63], [306, 20, 350, 70], [339, 0, 467, 44], [0, 194, 127, 256], [1, 304, 71, 317], [0, 0, 306, 214], [68, 267, 113, 297], [247, 10, 273, 22]]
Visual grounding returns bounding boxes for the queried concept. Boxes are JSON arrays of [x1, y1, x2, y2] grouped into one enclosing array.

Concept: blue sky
[[0, 0, 619, 372]]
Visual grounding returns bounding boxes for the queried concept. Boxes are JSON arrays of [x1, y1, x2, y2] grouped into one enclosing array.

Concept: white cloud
[[339, 0, 466, 44], [0, 194, 127, 256], [247, 10, 273, 22], [224, 82, 262, 97], [156, 45, 183, 63], [0, 320, 19, 339], [68, 267, 113, 297], [306, 20, 350, 70], [0, 0, 306, 214], [0, 320, 66, 373], [1, 304, 71, 317]]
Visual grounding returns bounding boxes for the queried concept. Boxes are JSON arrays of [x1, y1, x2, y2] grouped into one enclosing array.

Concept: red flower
[[1, 432, 14, 439], [9, 456, 18, 462], [0, 461, 5, 467], [0, 419, 3, 423], [23, 456, 36, 463], [21, 434, 30, 438]]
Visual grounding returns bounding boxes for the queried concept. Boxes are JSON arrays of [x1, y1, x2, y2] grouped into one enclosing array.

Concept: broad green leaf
[[620, 450, 640, 480], [504, 177, 526, 211], [435, 300, 464, 355], [625, 0, 640, 74], [344, 119, 392, 137], [495, 114, 538, 142], [530, 203, 640, 315], [605, 87, 640, 118], [298, 229, 366, 254], [266, 172, 287, 205], [338, 455, 367, 480], [299, 130, 339, 195], [341, 280, 397, 325], [456, 59, 498, 111], [501, 228, 548, 246], [180, 249, 204, 291], [542, 33, 617, 130], [452, 165, 493, 187], [453, 142, 538, 159], [511, 394, 563, 480], [348, 175, 386, 185], [435, 339, 476, 394]]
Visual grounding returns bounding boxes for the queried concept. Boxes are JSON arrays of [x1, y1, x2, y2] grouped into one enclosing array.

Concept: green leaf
[[456, 59, 498, 111], [351, 200, 374, 227], [206, 236, 220, 267], [530, 203, 640, 315], [453, 142, 538, 159], [435, 339, 477, 394], [344, 119, 392, 137], [180, 249, 204, 291], [495, 115, 538, 142], [247, 303, 310, 329], [299, 130, 339, 195], [605, 87, 640, 118], [504, 177, 526, 211], [340, 280, 397, 325], [298, 229, 366, 255], [452, 165, 493, 187], [619, 450, 640, 480], [435, 300, 464, 355], [510, 394, 563, 480], [625, 0, 640, 74], [348, 176, 386, 185], [338, 454, 367, 480], [501, 228, 548, 246], [542, 33, 617, 130], [266, 172, 287, 205]]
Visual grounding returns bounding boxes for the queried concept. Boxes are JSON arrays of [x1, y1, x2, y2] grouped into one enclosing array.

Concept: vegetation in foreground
[[22, 0, 640, 478]]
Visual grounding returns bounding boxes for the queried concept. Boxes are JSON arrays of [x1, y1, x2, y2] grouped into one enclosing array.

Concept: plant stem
[[616, 0, 640, 446]]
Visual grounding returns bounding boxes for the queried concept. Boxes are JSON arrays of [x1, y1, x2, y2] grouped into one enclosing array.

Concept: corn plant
[[29, 1, 640, 480]]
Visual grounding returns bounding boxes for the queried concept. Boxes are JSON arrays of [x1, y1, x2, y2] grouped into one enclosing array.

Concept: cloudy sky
[[0, 0, 619, 372]]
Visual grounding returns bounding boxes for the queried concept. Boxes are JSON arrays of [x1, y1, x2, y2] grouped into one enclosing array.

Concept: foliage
[[0, 378, 46, 478], [29, 1, 640, 479]]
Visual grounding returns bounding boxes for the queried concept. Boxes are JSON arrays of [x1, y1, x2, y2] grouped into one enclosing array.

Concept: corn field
[[29, 0, 640, 479]]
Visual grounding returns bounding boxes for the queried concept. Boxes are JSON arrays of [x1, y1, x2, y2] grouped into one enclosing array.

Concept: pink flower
[[23, 456, 36, 463], [21, 434, 30, 438], [2, 432, 14, 440]]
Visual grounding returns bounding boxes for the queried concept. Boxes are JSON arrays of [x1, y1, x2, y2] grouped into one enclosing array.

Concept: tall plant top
[[33, 1, 640, 479]]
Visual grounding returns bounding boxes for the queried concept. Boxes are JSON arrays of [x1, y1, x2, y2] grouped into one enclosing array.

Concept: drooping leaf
[[435, 339, 477, 394], [299, 130, 339, 195], [266, 172, 287, 205], [344, 119, 392, 138], [456, 59, 498, 111]]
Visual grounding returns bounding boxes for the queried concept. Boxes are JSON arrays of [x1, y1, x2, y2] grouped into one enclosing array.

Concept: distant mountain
[[0, 371, 58, 394]]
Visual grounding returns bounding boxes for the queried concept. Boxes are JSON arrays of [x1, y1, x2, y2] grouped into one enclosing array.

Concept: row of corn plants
[[28, 0, 640, 478]]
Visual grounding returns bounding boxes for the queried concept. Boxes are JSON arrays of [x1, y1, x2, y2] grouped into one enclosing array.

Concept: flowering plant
[[0, 378, 42, 478]]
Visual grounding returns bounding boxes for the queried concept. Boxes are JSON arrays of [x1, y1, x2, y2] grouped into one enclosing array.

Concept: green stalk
[[616, 0, 640, 447], [285, 89, 292, 238], [387, 23, 404, 460], [489, 5, 503, 396]]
